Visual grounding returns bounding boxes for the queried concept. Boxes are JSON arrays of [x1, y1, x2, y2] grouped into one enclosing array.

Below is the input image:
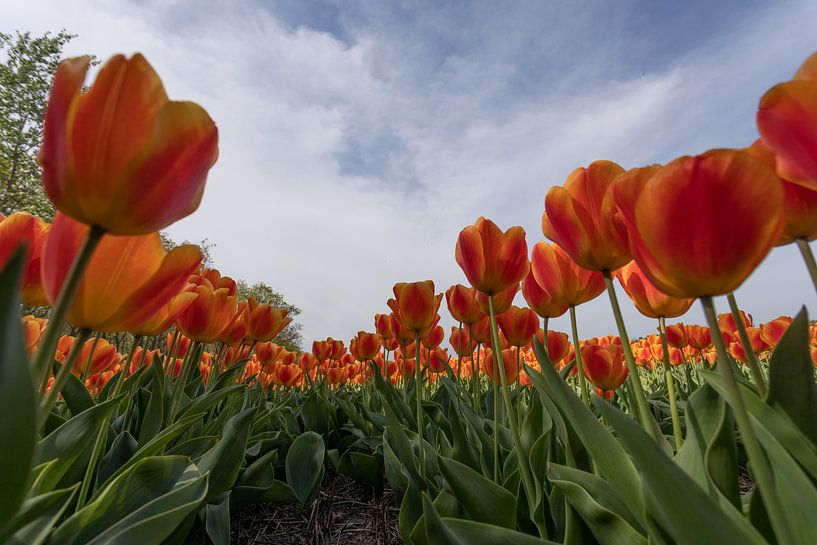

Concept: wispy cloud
[[3, 0, 815, 344]]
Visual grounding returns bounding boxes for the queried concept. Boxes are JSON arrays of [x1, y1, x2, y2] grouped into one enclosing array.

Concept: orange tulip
[[530, 242, 605, 306], [449, 326, 474, 357], [175, 282, 239, 343], [132, 292, 197, 337], [481, 348, 519, 385], [246, 297, 291, 342], [542, 160, 631, 271], [665, 323, 689, 349], [256, 342, 285, 367], [0, 212, 50, 306], [534, 329, 571, 364], [757, 51, 817, 191], [197, 268, 237, 295], [128, 347, 161, 376], [389, 281, 442, 338], [351, 331, 382, 360], [298, 352, 319, 371], [445, 284, 484, 325], [612, 150, 783, 298], [22, 315, 47, 356], [521, 269, 567, 319], [42, 213, 202, 332], [38, 54, 218, 235], [761, 316, 793, 348], [718, 310, 753, 336], [421, 325, 444, 350], [581, 343, 628, 393], [275, 364, 303, 387], [220, 302, 249, 345], [476, 282, 518, 314], [470, 315, 493, 345], [615, 260, 693, 319], [455, 217, 529, 295], [312, 340, 333, 363], [686, 325, 712, 350], [497, 305, 538, 347], [374, 313, 396, 340], [329, 338, 346, 360], [428, 348, 450, 374], [73, 337, 119, 377]]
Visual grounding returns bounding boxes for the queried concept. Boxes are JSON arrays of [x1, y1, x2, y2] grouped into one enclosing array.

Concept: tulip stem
[[81, 331, 102, 383], [415, 332, 426, 483], [658, 318, 683, 450], [701, 296, 793, 545], [542, 317, 549, 355], [488, 295, 547, 540], [796, 238, 817, 295], [568, 305, 590, 405], [472, 337, 480, 411], [37, 328, 91, 431], [35, 225, 105, 396], [603, 272, 658, 441], [726, 293, 767, 397]]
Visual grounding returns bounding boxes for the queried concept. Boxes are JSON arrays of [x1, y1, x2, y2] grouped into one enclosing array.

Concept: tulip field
[[2, 46, 817, 545]]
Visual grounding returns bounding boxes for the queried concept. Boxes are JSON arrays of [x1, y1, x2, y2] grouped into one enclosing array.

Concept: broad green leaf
[[52, 362, 94, 415], [438, 457, 516, 529], [285, 431, 325, 506], [0, 485, 77, 545], [0, 250, 36, 527], [178, 384, 244, 421], [766, 308, 817, 443], [593, 396, 767, 545], [301, 393, 333, 435], [548, 464, 647, 545], [205, 492, 230, 545], [94, 431, 138, 491], [49, 456, 207, 545], [337, 451, 383, 494], [138, 364, 165, 446], [440, 517, 559, 545], [198, 407, 256, 502]]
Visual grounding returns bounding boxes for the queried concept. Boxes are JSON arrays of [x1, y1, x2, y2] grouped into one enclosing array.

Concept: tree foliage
[[237, 279, 303, 351], [0, 30, 77, 218]]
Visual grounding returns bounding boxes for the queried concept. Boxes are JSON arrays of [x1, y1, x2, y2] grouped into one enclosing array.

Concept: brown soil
[[230, 475, 401, 545]]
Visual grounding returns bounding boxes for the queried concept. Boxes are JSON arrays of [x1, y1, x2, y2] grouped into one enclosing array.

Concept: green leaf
[[197, 407, 256, 502], [0, 249, 36, 527], [421, 492, 462, 545], [49, 456, 207, 545], [337, 451, 383, 494], [0, 485, 77, 545], [52, 361, 94, 415], [95, 431, 138, 492], [440, 518, 559, 545], [766, 308, 817, 444], [438, 457, 516, 529], [548, 464, 647, 545], [285, 431, 325, 506], [301, 393, 333, 435], [593, 396, 767, 545], [138, 364, 165, 446], [205, 492, 231, 545]]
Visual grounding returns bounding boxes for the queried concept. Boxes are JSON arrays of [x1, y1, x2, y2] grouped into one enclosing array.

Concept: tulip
[[329, 338, 346, 361], [298, 353, 319, 372], [312, 340, 333, 363], [449, 326, 474, 358], [246, 297, 291, 342], [497, 306, 538, 348], [220, 302, 249, 345], [275, 364, 303, 388], [197, 268, 237, 295], [665, 323, 689, 349], [23, 315, 47, 356], [176, 283, 238, 343], [476, 282, 518, 315], [580, 343, 628, 394], [542, 160, 631, 271], [455, 217, 529, 295], [352, 331, 382, 361], [757, 51, 817, 191], [445, 284, 484, 325], [421, 325, 444, 350], [615, 261, 693, 319], [530, 242, 604, 307], [132, 292, 197, 337], [389, 281, 442, 338], [42, 213, 202, 332], [73, 337, 119, 377], [256, 342, 285, 367], [612, 151, 783, 298], [0, 212, 50, 306], [686, 325, 712, 350], [38, 54, 218, 235], [374, 313, 396, 340], [428, 348, 450, 374], [761, 316, 793, 348], [521, 270, 567, 320], [534, 329, 570, 365], [481, 348, 519, 385]]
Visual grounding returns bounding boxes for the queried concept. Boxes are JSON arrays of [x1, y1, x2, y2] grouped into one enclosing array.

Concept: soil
[[230, 475, 401, 545]]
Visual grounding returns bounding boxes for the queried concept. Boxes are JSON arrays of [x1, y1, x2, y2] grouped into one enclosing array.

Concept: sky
[[3, 0, 817, 347]]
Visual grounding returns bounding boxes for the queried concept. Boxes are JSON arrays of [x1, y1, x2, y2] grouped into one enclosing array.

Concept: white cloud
[[3, 0, 816, 346]]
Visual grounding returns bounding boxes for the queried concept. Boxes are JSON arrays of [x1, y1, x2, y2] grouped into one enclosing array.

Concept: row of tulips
[[0, 45, 816, 545]]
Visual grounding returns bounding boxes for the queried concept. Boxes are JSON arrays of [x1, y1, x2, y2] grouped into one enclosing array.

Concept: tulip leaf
[[198, 407, 256, 502], [766, 308, 817, 444], [438, 456, 516, 529], [301, 393, 333, 435], [178, 384, 244, 421], [548, 463, 647, 545], [593, 396, 767, 545], [52, 361, 95, 415], [138, 364, 165, 446], [0, 249, 36, 528], [527, 340, 643, 511], [0, 485, 77, 545], [205, 492, 231, 545], [440, 517, 559, 545], [421, 491, 463, 545], [95, 431, 138, 492], [285, 431, 326, 506], [49, 456, 207, 545], [337, 451, 384, 495]]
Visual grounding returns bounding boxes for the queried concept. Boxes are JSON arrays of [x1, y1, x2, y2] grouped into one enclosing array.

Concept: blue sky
[[3, 0, 817, 346]]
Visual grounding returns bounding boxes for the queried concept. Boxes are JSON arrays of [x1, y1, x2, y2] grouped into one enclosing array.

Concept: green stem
[[37, 328, 91, 430], [457, 321, 463, 383], [726, 292, 767, 397], [415, 332, 426, 483], [658, 318, 683, 450], [603, 272, 657, 440], [81, 331, 102, 383], [488, 295, 547, 540], [568, 305, 590, 405], [701, 296, 793, 545], [167, 341, 202, 423], [35, 225, 105, 394], [472, 337, 480, 411], [493, 349, 500, 482], [796, 238, 817, 295]]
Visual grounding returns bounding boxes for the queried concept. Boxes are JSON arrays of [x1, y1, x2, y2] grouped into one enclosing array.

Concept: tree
[[237, 279, 304, 351], [0, 30, 79, 218]]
